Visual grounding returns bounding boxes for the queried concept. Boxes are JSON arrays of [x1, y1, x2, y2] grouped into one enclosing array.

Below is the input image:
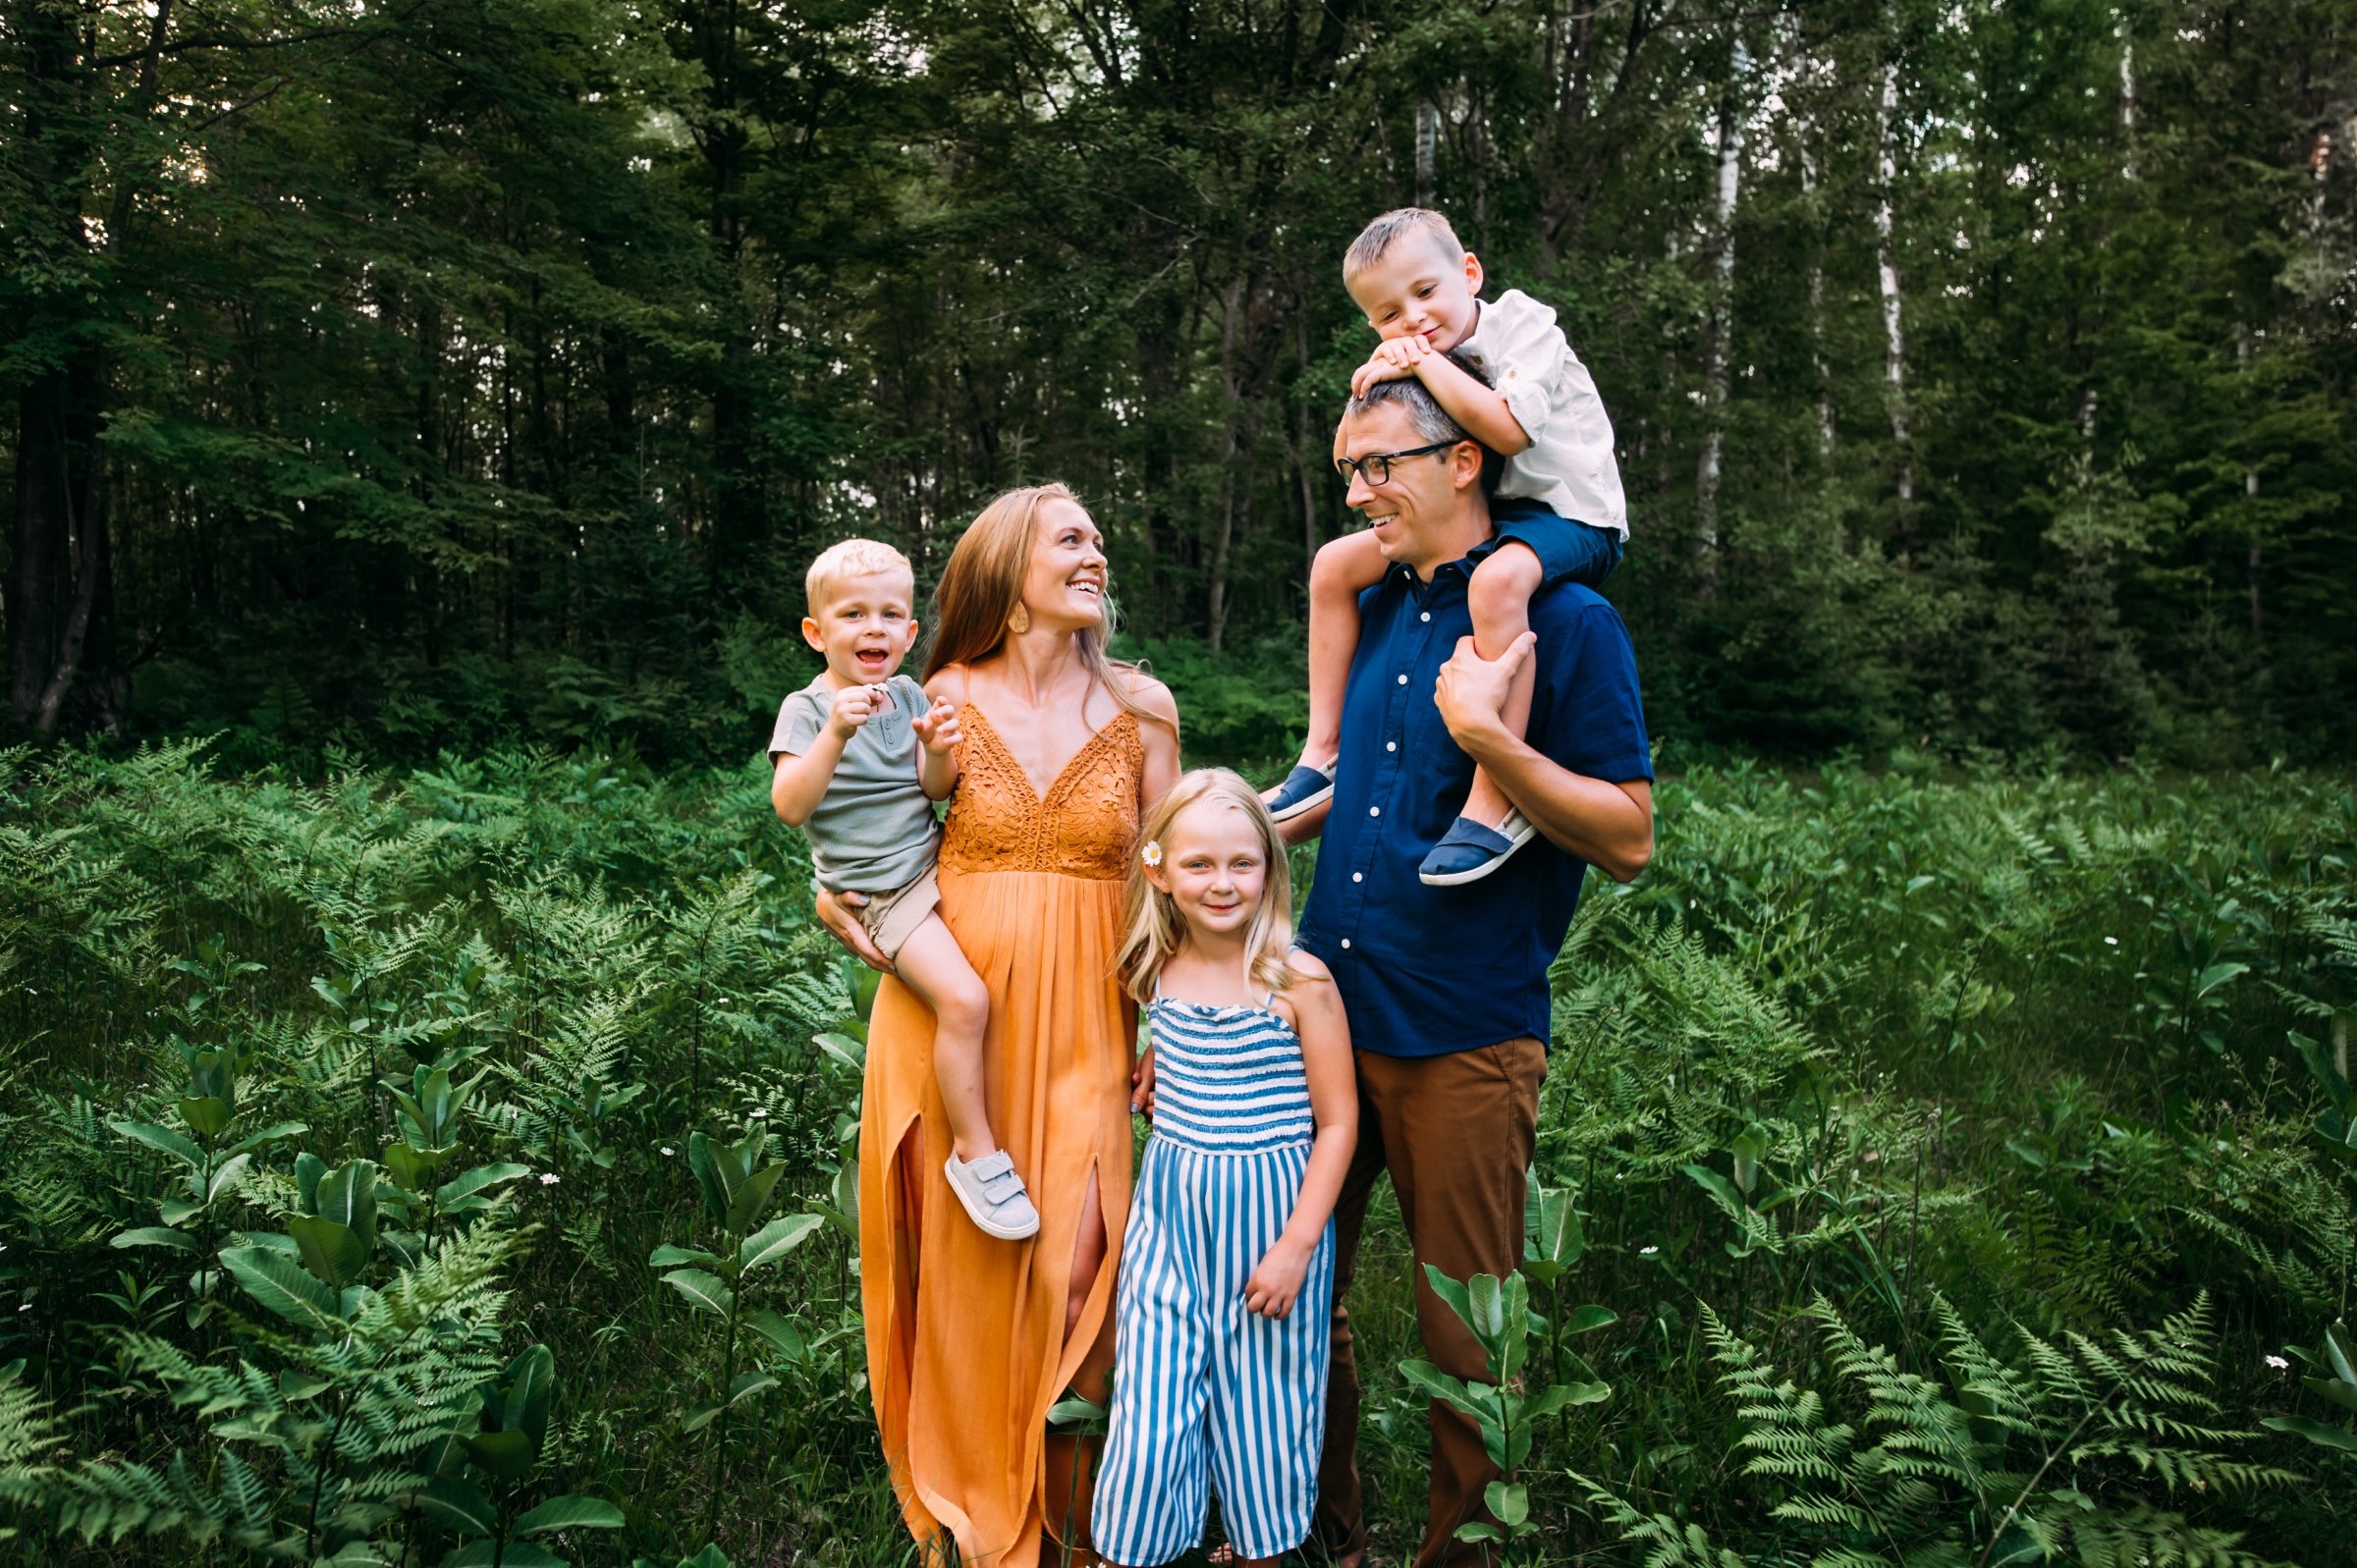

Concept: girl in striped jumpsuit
[[1097, 769, 1358, 1568]]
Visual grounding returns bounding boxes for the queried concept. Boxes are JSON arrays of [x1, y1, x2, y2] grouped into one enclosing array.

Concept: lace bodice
[[939, 703, 1142, 880]]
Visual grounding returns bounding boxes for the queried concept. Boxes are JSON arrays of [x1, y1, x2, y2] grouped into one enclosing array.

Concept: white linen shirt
[[1453, 289, 1629, 538]]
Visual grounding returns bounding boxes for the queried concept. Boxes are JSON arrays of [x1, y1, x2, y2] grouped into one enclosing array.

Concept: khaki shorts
[[855, 866, 942, 961]]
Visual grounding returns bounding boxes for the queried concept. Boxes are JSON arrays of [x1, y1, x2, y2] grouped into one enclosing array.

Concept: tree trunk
[[1415, 98, 1439, 206], [1801, 144, 1835, 464], [1875, 55, 1916, 546], [1693, 41, 1745, 593]]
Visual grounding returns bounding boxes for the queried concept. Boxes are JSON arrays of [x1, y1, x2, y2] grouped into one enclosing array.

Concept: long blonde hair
[[922, 483, 1154, 721], [1117, 770, 1296, 1005]]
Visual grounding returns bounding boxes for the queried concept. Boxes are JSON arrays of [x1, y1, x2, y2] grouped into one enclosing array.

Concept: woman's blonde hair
[[922, 483, 1153, 722], [1117, 769, 1295, 1005]]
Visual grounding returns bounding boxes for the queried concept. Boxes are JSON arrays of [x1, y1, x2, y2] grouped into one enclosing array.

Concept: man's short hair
[[1343, 207, 1467, 280], [1345, 358, 1503, 491], [805, 537, 913, 615]]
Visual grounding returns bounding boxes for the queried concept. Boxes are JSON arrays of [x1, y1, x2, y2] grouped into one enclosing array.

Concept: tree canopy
[[4, 0, 2352, 766]]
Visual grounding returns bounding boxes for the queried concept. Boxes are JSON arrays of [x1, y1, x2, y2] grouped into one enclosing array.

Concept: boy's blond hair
[[1116, 769, 1295, 1005], [805, 537, 914, 615], [1343, 207, 1467, 281]]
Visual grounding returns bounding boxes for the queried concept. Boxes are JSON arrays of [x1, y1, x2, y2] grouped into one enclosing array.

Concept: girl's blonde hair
[[922, 483, 1154, 723], [1117, 769, 1295, 1005]]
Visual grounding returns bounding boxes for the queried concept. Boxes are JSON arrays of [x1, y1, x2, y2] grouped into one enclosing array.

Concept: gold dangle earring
[[1006, 601, 1031, 635]]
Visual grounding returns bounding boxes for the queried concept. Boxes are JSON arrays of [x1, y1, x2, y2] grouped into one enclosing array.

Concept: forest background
[[7, 0, 2354, 769]]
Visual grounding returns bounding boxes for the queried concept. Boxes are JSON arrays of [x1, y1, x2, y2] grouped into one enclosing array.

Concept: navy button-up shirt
[[1296, 537, 1652, 1057]]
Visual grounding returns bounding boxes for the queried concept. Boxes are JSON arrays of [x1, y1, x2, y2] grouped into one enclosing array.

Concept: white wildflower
[[538, 1173, 560, 1186], [2105, 936, 2118, 946], [1640, 1245, 1660, 1256], [661, 1146, 676, 1157], [2266, 1355, 2290, 1370]]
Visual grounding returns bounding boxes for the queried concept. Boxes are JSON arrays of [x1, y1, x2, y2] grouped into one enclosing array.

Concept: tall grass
[[2, 742, 2350, 1563]]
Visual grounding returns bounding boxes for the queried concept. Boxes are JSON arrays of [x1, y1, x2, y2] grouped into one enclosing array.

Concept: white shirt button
[[1352, 872, 1364, 883], [1369, 806, 1381, 817], [1386, 740, 1398, 752], [1396, 673, 1408, 685], [1420, 612, 1432, 622], [1340, 938, 1352, 949]]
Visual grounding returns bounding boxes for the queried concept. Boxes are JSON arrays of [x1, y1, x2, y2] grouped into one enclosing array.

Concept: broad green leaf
[[663, 1269, 734, 1318], [1562, 1305, 1618, 1334], [417, 1475, 497, 1537], [1682, 1162, 1748, 1219], [112, 1119, 201, 1167], [831, 1137, 859, 1231], [1046, 1391, 1108, 1435], [677, 1544, 734, 1568], [1421, 1264, 1473, 1330], [436, 1162, 530, 1208], [1526, 1182, 1582, 1270], [2302, 1375, 2357, 1415], [206, 1152, 253, 1204], [289, 1215, 370, 1289], [1487, 1480, 1529, 1529], [2194, 961, 2249, 998], [724, 1163, 786, 1234], [726, 1370, 780, 1406], [813, 1031, 866, 1072], [227, 1120, 308, 1157], [449, 1542, 566, 1568], [278, 1370, 332, 1402], [649, 1243, 724, 1270], [515, 1495, 626, 1535], [1398, 1358, 1481, 1419], [220, 1245, 342, 1331], [2261, 1414, 2357, 1453], [506, 1343, 557, 1452], [681, 1398, 722, 1433], [742, 1308, 805, 1360], [113, 1226, 200, 1253], [2324, 1321, 2357, 1387], [1729, 1123, 1769, 1197], [295, 1152, 328, 1213], [464, 1427, 536, 1482], [313, 1159, 379, 1248], [685, 1133, 727, 1224], [177, 1096, 233, 1140], [739, 1214, 823, 1275]]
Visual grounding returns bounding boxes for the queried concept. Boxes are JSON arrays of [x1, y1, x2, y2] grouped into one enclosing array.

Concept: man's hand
[[1243, 1237, 1313, 1319], [1434, 631, 1537, 749], [910, 697, 961, 755], [813, 885, 893, 973], [1349, 334, 1433, 397], [827, 681, 888, 740], [1130, 1045, 1156, 1116]]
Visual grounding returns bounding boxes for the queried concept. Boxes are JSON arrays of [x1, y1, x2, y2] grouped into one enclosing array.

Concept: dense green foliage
[[6, 0, 2355, 764], [4, 739, 2354, 1563]]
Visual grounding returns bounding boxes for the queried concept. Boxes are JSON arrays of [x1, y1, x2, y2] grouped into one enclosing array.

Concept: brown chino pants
[[1313, 1037, 1547, 1568]]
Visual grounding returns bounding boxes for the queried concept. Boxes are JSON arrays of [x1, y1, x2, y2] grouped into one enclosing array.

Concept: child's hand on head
[[911, 698, 961, 755], [1243, 1239, 1312, 1320], [1350, 334, 1433, 397], [826, 681, 888, 739]]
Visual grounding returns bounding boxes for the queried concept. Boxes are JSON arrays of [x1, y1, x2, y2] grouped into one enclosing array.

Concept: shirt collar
[[1388, 530, 1502, 590]]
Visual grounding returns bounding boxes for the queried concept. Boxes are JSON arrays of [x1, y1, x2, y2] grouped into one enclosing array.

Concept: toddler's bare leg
[[1461, 543, 1544, 829], [1295, 532, 1392, 770], [892, 913, 996, 1162]]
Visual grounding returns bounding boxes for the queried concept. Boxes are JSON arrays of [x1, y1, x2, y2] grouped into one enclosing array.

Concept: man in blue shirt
[[1291, 373, 1654, 1568]]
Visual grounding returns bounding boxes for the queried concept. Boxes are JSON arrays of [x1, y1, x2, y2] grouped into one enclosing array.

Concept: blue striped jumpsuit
[[1093, 986, 1336, 1566]]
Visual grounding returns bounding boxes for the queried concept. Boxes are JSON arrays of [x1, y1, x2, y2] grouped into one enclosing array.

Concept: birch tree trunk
[[1693, 41, 1745, 592], [1875, 55, 1916, 544], [1801, 143, 1836, 464], [1416, 98, 1439, 205]]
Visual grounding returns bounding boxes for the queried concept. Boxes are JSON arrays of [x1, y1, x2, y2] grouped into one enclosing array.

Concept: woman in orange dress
[[818, 484, 1179, 1566]]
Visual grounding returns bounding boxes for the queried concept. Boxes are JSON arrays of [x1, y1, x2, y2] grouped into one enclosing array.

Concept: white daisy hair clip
[[1140, 840, 1163, 868]]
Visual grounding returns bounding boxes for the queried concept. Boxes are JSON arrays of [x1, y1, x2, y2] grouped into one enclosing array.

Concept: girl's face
[[1019, 498, 1109, 632], [1150, 799, 1271, 944]]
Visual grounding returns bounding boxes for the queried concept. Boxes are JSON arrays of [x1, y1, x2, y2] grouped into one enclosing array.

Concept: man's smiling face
[[1334, 400, 1481, 577]]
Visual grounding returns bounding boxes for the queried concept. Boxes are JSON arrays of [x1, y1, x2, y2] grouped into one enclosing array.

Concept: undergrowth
[[2, 742, 2352, 1563]]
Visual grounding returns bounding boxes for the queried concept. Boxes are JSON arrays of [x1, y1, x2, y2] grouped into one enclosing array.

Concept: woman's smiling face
[[1020, 497, 1109, 630]]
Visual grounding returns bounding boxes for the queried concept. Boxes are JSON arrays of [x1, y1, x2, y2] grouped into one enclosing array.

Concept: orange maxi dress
[[860, 703, 1143, 1567]]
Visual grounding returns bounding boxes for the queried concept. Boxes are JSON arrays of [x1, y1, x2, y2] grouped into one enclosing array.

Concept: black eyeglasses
[[1333, 441, 1459, 487]]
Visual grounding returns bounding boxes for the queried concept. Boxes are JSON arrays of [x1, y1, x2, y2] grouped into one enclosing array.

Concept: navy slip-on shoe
[[1264, 763, 1337, 824], [1418, 810, 1539, 887]]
